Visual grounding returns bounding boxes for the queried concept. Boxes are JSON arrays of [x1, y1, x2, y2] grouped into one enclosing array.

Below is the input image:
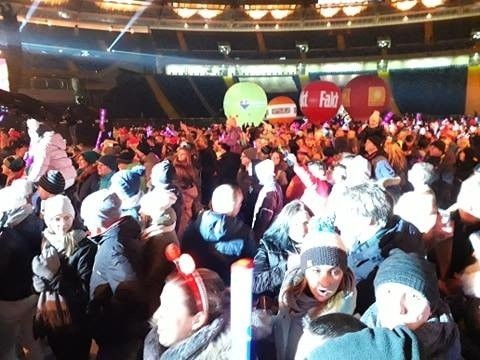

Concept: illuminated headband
[[165, 244, 209, 314]]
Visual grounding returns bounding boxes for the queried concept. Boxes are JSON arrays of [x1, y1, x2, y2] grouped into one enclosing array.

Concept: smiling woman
[[144, 268, 232, 360], [273, 228, 357, 360]]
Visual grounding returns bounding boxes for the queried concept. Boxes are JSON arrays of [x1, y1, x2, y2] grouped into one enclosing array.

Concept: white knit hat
[[43, 195, 75, 222]]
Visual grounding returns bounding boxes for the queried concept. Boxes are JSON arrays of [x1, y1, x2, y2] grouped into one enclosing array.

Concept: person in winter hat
[[80, 189, 148, 358], [252, 159, 284, 241], [361, 249, 460, 360], [139, 190, 178, 315], [96, 154, 117, 190], [38, 170, 66, 200], [150, 160, 183, 232], [32, 195, 96, 359], [274, 230, 356, 360], [109, 165, 145, 221], [2, 155, 25, 187]]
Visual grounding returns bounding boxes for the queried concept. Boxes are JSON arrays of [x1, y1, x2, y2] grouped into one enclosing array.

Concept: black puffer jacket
[[253, 238, 297, 298], [349, 215, 425, 314], [88, 216, 148, 345]]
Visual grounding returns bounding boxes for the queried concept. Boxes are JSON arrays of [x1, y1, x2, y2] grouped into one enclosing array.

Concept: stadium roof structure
[[2, 1, 480, 61]]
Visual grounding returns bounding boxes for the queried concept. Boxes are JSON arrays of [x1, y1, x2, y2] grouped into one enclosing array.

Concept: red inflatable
[[266, 96, 297, 126], [299, 81, 341, 125], [342, 75, 391, 122]]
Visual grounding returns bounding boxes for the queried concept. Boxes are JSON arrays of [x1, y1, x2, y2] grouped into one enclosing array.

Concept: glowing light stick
[[95, 108, 107, 151], [231, 258, 254, 360]]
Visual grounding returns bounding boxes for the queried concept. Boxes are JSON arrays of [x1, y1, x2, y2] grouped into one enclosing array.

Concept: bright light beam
[[19, 0, 42, 32], [107, 1, 153, 52]]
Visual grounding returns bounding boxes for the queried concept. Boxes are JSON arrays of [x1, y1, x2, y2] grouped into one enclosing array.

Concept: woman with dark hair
[[273, 230, 356, 360], [143, 268, 231, 360], [253, 200, 312, 299], [173, 161, 199, 239]]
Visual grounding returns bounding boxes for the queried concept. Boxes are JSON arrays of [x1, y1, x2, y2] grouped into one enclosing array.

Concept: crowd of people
[[1, 110, 480, 360]]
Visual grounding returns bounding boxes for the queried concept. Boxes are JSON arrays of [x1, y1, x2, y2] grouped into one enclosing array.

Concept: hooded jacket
[[27, 131, 77, 189], [88, 216, 148, 345], [361, 300, 461, 360], [349, 215, 425, 314], [181, 210, 256, 285], [143, 314, 231, 360]]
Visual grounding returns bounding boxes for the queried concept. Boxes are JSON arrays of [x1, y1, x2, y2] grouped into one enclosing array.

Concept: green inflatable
[[223, 82, 268, 126]]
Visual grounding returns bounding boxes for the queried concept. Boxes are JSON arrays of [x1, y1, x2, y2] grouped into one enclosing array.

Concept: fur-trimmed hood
[[144, 314, 231, 360]]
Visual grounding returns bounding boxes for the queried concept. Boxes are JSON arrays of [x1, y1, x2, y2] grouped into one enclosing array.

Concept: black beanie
[[98, 154, 118, 172], [374, 249, 440, 307], [38, 170, 65, 195], [300, 246, 348, 272], [3, 156, 25, 172]]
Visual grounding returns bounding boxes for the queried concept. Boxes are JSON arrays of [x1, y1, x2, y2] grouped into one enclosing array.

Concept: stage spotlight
[[377, 37, 391, 49], [218, 42, 231, 56], [296, 41, 309, 54]]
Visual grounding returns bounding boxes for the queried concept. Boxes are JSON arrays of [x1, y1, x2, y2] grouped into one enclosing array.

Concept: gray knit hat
[[80, 189, 122, 228], [374, 249, 440, 307]]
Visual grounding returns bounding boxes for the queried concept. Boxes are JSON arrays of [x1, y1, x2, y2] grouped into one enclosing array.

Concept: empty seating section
[[191, 77, 228, 115], [104, 76, 167, 119], [151, 30, 180, 50], [154, 75, 210, 118]]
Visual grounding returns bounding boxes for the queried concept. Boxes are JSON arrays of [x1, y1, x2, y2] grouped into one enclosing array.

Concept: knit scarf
[[43, 229, 87, 257]]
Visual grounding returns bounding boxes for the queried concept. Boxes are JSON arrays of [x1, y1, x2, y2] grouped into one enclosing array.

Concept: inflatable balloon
[[223, 82, 267, 126], [342, 75, 391, 122], [266, 96, 297, 126], [299, 81, 341, 126]]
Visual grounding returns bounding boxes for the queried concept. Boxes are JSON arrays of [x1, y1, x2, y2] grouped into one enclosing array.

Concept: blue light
[[107, 1, 153, 52], [19, 0, 42, 32]]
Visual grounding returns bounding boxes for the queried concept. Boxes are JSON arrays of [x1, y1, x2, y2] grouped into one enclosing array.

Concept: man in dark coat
[[334, 181, 425, 314], [81, 189, 148, 360], [181, 184, 256, 285], [215, 142, 241, 186], [0, 180, 44, 359]]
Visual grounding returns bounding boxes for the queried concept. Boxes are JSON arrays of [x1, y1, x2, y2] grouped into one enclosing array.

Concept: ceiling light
[[270, 10, 293, 20], [319, 7, 341, 18], [246, 10, 268, 20], [421, 0, 443, 8], [342, 6, 365, 17], [391, 1, 418, 11]]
